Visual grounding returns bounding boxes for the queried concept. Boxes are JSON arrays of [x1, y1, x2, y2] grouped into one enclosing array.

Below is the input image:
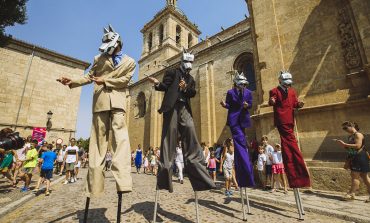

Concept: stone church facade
[[126, 3, 255, 151], [128, 1, 370, 192]]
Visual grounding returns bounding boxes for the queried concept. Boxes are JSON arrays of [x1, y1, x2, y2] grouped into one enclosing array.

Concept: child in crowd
[[33, 144, 57, 196], [36, 143, 47, 174], [13, 136, 31, 187], [257, 146, 267, 189], [143, 155, 149, 174], [220, 139, 235, 197], [58, 145, 67, 175], [18, 139, 39, 192], [270, 143, 288, 193], [150, 152, 157, 175], [262, 135, 274, 189], [207, 151, 219, 182]]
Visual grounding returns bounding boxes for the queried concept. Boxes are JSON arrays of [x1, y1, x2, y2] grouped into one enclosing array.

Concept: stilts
[[194, 191, 200, 223], [153, 189, 160, 223], [153, 190, 201, 223], [293, 188, 304, 220], [83, 197, 90, 223], [117, 192, 123, 223], [296, 188, 305, 215], [84, 193, 125, 223], [244, 188, 251, 214], [240, 188, 247, 221]]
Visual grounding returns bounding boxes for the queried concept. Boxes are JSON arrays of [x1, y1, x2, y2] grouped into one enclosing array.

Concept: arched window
[[159, 24, 164, 46], [176, 25, 181, 46], [188, 33, 193, 48], [148, 32, 153, 51], [135, 92, 146, 118], [233, 52, 256, 91]]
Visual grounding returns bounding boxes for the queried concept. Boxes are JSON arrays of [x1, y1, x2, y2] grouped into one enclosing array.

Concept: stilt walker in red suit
[[269, 71, 310, 220]]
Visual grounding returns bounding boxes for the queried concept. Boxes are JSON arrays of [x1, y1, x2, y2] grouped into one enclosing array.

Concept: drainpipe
[[14, 46, 36, 131]]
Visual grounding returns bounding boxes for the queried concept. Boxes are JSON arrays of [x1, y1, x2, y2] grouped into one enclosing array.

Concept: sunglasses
[[342, 126, 349, 130]]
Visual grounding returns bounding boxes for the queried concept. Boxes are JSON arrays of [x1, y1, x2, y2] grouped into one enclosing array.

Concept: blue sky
[[6, 0, 249, 139]]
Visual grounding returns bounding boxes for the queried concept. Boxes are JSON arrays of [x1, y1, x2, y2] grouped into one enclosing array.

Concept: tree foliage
[[0, 0, 28, 35], [77, 137, 90, 152]]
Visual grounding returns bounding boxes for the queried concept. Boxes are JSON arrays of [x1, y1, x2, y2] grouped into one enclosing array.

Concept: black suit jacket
[[155, 67, 196, 115]]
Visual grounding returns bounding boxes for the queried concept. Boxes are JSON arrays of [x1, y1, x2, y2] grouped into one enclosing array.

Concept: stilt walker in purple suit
[[221, 73, 255, 221]]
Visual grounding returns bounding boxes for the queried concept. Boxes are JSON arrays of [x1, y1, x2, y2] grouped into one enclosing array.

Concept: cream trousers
[[85, 109, 132, 197]]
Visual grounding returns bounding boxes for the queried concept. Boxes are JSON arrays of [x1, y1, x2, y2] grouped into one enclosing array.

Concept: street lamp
[[46, 110, 53, 131]]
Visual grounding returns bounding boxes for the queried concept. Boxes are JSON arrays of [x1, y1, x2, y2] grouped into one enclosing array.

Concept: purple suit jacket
[[224, 88, 253, 128]]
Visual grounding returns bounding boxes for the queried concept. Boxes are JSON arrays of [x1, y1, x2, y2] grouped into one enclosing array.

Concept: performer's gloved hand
[[179, 79, 187, 91], [148, 77, 160, 85], [243, 101, 249, 109], [92, 76, 105, 86], [58, 77, 72, 86], [297, 101, 305, 108], [269, 97, 276, 105]]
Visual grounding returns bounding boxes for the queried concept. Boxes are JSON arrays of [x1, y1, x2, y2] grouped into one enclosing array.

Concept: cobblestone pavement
[[0, 169, 66, 207], [0, 168, 354, 223]]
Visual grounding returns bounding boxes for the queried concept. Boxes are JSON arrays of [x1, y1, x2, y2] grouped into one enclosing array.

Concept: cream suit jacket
[[70, 53, 136, 113]]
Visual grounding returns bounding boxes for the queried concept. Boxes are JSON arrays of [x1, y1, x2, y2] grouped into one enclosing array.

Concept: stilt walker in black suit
[[148, 49, 216, 223]]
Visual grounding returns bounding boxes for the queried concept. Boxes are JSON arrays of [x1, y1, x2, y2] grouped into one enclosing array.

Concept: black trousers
[[156, 102, 216, 192]]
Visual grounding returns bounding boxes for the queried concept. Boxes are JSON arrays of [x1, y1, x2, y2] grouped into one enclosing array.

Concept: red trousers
[[277, 124, 311, 188]]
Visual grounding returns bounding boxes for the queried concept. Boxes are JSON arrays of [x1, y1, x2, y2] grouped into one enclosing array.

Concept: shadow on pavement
[[123, 201, 193, 223], [303, 190, 343, 201], [246, 200, 295, 219], [186, 198, 239, 218], [48, 208, 110, 223]]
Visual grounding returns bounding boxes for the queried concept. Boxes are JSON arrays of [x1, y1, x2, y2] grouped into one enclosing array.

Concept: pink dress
[[272, 151, 285, 174], [208, 158, 217, 170]]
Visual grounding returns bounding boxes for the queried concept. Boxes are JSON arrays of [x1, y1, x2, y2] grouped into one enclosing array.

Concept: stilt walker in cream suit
[[58, 25, 136, 223]]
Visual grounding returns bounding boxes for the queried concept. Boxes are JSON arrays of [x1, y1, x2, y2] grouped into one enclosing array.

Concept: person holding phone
[[335, 121, 370, 202]]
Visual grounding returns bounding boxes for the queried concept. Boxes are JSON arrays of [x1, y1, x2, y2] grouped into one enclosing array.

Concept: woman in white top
[[175, 141, 184, 184]]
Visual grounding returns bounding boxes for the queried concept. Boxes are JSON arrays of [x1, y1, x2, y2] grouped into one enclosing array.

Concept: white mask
[[182, 61, 192, 71], [99, 24, 122, 55], [233, 72, 249, 87], [181, 50, 194, 72], [278, 70, 293, 86]]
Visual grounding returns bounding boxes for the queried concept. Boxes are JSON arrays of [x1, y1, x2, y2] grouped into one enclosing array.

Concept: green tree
[[0, 0, 28, 35], [78, 137, 90, 152]]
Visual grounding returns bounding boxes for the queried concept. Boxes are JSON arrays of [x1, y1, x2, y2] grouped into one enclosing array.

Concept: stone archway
[[233, 52, 256, 91], [135, 92, 146, 118]]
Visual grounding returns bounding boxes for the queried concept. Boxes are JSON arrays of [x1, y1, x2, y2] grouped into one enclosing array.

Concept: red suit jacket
[[269, 86, 299, 126]]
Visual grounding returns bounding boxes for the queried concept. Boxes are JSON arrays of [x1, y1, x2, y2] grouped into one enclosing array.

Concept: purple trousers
[[230, 125, 255, 187]]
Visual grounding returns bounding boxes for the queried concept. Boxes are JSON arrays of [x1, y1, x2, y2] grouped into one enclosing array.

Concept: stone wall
[[247, 0, 370, 162], [0, 38, 89, 143]]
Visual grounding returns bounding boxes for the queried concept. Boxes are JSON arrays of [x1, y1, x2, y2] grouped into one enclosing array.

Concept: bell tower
[[138, 0, 201, 80]]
